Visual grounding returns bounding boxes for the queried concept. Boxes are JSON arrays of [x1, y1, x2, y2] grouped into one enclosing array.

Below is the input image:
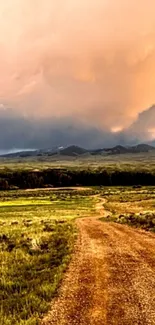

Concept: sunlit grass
[[101, 187, 155, 232], [0, 199, 52, 207], [0, 188, 97, 325], [0, 221, 75, 325]]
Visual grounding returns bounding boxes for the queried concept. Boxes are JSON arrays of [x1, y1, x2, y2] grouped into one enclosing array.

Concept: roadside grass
[[100, 187, 155, 232], [4, 184, 155, 324], [1, 221, 74, 325], [0, 188, 97, 325], [103, 212, 155, 232]]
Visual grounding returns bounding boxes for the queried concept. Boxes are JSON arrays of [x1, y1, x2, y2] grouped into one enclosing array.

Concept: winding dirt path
[[41, 197, 155, 325]]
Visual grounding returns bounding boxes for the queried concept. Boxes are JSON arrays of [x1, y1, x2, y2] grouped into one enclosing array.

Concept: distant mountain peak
[[1, 143, 155, 158], [58, 145, 88, 156]]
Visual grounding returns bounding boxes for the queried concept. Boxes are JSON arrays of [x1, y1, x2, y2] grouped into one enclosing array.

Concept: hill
[[58, 145, 88, 156], [0, 143, 155, 158], [103, 145, 129, 154], [130, 144, 155, 153], [102, 144, 155, 155]]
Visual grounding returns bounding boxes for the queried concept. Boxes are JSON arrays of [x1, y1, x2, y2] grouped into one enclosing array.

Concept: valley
[[1, 186, 155, 324]]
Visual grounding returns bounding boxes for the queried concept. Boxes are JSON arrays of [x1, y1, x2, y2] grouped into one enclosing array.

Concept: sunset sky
[[0, 0, 155, 149]]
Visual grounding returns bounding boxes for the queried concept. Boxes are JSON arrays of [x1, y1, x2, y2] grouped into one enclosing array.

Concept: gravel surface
[[41, 205, 155, 325]]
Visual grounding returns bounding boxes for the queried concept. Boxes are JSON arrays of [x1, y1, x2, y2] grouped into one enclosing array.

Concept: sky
[[0, 0, 155, 149]]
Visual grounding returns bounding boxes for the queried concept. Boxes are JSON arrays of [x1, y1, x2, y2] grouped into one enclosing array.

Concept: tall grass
[[0, 220, 75, 325]]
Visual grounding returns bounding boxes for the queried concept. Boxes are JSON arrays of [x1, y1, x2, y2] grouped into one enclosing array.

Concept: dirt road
[[25, 187, 91, 192], [42, 204, 155, 325]]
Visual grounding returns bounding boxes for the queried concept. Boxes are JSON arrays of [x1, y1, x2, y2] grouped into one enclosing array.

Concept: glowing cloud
[[0, 0, 155, 130]]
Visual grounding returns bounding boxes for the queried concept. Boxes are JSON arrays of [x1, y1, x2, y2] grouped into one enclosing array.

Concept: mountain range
[[1, 143, 155, 158]]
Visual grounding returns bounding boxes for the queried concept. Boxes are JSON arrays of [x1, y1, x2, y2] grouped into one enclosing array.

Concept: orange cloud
[[0, 0, 155, 129]]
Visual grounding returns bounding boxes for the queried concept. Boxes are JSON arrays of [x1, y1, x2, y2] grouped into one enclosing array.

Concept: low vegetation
[[0, 152, 155, 190], [101, 187, 155, 231], [1, 166, 155, 325], [104, 212, 155, 231], [0, 188, 97, 325], [1, 221, 74, 325]]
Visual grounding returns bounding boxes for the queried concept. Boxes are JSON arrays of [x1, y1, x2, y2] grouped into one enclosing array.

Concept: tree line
[[0, 168, 155, 190]]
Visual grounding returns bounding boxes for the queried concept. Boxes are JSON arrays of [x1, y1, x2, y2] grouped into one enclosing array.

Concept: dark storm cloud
[[1, 105, 155, 152]]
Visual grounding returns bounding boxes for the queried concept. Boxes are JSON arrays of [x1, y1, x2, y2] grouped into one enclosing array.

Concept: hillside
[[1, 143, 155, 158], [103, 145, 129, 154], [56, 145, 88, 156], [102, 144, 155, 155], [130, 144, 155, 153]]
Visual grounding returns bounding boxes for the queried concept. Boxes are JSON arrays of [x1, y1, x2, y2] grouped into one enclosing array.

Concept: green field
[[0, 188, 98, 325], [1, 151, 155, 172], [1, 184, 155, 324]]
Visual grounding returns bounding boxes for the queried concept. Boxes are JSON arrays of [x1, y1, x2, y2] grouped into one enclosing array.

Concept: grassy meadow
[[100, 187, 155, 231], [1, 151, 155, 172], [1, 158, 155, 324], [0, 188, 98, 325]]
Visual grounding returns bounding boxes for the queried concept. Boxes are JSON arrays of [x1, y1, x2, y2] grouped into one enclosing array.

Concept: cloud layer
[[0, 105, 155, 150], [0, 0, 155, 147]]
